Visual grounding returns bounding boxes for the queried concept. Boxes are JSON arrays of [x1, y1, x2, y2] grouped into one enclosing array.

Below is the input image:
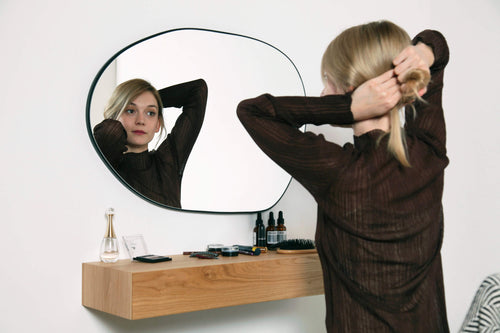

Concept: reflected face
[[119, 91, 160, 153]]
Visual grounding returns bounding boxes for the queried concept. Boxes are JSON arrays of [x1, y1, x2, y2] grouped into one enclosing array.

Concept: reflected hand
[[351, 69, 401, 121]]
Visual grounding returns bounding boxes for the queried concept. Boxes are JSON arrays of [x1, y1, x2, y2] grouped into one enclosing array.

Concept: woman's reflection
[[93, 78, 207, 208]]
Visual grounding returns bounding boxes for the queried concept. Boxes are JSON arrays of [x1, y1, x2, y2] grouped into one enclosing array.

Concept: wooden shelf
[[82, 251, 324, 320]]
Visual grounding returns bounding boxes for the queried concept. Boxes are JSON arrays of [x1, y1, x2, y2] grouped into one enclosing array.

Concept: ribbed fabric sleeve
[[237, 93, 354, 199]]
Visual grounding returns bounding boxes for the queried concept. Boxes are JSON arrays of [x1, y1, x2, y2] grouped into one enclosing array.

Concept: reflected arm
[[156, 79, 208, 175], [93, 119, 128, 168]]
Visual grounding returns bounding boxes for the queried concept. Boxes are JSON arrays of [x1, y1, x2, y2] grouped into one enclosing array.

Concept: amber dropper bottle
[[266, 212, 278, 248], [276, 211, 287, 243], [100, 208, 119, 263]]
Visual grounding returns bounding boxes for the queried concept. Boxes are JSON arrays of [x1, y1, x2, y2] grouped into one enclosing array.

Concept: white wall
[[0, 0, 498, 332]]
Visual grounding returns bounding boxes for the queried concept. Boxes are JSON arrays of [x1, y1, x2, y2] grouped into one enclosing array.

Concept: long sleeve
[[93, 119, 128, 168], [406, 30, 450, 152], [237, 93, 354, 198], [157, 78, 207, 175]]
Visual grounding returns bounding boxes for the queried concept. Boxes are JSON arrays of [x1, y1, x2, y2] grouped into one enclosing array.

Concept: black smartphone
[[133, 254, 172, 263]]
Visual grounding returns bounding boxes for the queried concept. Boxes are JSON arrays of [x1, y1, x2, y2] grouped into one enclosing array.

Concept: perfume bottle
[[100, 208, 119, 263]]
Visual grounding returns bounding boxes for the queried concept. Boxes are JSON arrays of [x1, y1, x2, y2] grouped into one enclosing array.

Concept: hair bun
[[401, 69, 430, 103]]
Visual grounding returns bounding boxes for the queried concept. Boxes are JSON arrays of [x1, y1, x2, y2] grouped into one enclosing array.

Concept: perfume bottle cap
[[104, 207, 116, 238]]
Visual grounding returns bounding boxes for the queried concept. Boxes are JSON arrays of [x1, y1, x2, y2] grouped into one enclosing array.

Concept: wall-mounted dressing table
[[82, 252, 323, 319]]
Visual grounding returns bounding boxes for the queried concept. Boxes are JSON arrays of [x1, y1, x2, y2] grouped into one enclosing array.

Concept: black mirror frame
[[85, 27, 306, 214]]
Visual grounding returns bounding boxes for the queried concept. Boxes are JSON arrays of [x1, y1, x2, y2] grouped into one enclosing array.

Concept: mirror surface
[[87, 28, 305, 213]]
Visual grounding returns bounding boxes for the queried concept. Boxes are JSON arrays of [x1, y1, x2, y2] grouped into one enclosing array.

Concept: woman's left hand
[[393, 43, 434, 96]]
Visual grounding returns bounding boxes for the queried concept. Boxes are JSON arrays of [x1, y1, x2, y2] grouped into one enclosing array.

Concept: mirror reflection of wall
[[87, 28, 305, 213]]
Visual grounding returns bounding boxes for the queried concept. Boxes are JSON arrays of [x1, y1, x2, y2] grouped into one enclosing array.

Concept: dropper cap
[[268, 212, 275, 226], [277, 211, 285, 225], [256, 212, 263, 225]]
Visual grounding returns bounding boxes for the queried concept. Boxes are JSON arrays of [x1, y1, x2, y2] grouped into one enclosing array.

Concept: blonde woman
[[238, 21, 449, 332], [94, 78, 207, 208]]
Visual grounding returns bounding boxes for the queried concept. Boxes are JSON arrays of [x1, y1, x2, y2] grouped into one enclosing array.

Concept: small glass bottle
[[100, 208, 119, 263], [266, 212, 278, 248], [276, 211, 287, 243], [254, 212, 266, 247]]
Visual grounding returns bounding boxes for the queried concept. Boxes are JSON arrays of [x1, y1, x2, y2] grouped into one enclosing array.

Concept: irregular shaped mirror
[[87, 28, 305, 213]]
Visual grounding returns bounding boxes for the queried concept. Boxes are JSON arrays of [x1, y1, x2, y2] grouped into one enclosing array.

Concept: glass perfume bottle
[[100, 207, 119, 263]]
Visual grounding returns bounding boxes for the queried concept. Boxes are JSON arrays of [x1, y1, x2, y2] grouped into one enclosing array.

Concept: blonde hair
[[104, 78, 165, 135], [321, 20, 430, 166]]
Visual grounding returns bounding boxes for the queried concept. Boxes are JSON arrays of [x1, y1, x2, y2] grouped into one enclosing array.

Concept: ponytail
[[385, 69, 430, 167], [321, 20, 431, 166]]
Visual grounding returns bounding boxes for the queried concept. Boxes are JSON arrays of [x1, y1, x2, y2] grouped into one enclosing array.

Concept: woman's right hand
[[351, 69, 401, 121]]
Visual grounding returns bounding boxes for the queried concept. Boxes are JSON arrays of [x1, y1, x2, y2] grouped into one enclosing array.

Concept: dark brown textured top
[[94, 79, 207, 208], [237, 30, 450, 332]]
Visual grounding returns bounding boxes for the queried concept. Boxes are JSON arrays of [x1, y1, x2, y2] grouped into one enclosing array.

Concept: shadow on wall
[[86, 295, 326, 333]]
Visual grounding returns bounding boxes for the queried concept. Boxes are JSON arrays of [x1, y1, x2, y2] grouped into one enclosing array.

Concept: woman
[[94, 78, 207, 208], [237, 21, 449, 332]]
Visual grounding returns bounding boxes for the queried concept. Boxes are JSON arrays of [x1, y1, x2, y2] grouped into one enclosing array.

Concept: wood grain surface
[[82, 252, 324, 319]]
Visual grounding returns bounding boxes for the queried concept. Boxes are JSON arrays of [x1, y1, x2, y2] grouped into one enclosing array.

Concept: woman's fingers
[[379, 82, 401, 109], [393, 45, 412, 66], [374, 69, 395, 84], [418, 87, 427, 97], [375, 72, 401, 105], [351, 70, 403, 120], [380, 76, 398, 91], [393, 45, 431, 83]]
